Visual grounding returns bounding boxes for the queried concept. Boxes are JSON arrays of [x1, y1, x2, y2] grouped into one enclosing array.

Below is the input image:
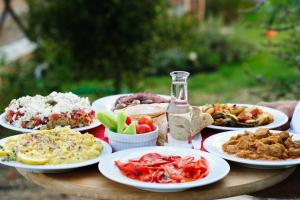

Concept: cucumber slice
[[117, 112, 127, 133], [96, 111, 117, 132], [123, 122, 136, 134]]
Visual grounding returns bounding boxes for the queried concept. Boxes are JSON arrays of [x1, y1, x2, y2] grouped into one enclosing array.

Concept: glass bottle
[[166, 71, 193, 148]]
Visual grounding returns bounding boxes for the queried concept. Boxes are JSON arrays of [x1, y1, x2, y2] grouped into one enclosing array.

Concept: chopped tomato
[[238, 114, 249, 122], [32, 117, 42, 126], [89, 110, 95, 117], [6, 111, 14, 123], [138, 115, 155, 131], [50, 114, 60, 120], [21, 121, 27, 128], [250, 108, 259, 117], [115, 153, 209, 184], [136, 124, 152, 134], [125, 116, 132, 125], [138, 115, 153, 125]]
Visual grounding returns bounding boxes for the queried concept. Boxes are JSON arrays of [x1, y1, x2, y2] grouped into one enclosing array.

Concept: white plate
[[92, 93, 170, 112], [0, 136, 112, 173], [206, 104, 288, 131], [98, 146, 230, 192], [0, 113, 101, 133], [204, 130, 300, 169]]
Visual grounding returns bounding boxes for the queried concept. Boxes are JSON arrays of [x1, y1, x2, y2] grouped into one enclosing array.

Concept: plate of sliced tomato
[[98, 146, 230, 192]]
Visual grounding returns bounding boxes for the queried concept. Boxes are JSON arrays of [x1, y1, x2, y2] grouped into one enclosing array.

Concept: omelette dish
[[222, 128, 300, 160], [202, 104, 273, 127], [0, 128, 103, 165]]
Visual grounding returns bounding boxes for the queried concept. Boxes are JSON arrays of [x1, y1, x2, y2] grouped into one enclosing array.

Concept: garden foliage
[[25, 0, 253, 91]]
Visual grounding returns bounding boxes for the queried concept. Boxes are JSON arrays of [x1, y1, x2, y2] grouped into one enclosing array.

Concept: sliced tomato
[[183, 164, 201, 179], [115, 154, 209, 184]]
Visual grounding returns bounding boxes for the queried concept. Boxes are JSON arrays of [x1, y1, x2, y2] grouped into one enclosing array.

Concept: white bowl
[[105, 125, 159, 151]]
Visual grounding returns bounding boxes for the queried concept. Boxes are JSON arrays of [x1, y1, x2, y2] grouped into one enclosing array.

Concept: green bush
[[153, 17, 255, 74], [206, 0, 255, 22], [24, 1, 254, 94], [27, 0, 167, 93]]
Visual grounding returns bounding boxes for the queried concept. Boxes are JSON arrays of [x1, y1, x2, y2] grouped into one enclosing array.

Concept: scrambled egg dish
[[0, 128, 103, 165]]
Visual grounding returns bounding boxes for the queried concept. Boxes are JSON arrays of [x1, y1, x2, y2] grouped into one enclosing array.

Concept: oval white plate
[[0, 136, 112, 173], [0, 113, 101, 133], [205, 104, 288, 131], [92, 93, 170, 112], [98, 146, 230, 192], [204, 130, 300, 169]]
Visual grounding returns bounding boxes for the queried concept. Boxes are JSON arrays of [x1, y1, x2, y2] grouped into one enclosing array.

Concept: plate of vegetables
[[98, 146, 230, 192], [97, 110, 159, 151], [201, 103, 288, 131]]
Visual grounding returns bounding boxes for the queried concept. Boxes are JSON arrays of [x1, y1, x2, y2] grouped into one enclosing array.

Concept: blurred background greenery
[[1, 0, 300, 112], [0, 1, 299, 199]]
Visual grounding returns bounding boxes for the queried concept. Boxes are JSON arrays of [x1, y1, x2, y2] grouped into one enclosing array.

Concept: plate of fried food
[[0, 92, 101, 133], [204, 128, 300, 169], [0, 128, 112, 173], [201, 103, 288, 131]]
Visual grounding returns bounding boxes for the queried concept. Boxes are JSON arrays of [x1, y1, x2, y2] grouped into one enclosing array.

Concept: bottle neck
[[171, 80, 188, 104]]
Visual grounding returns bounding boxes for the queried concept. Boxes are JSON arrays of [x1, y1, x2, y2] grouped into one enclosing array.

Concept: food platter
[[98, 146, 230, 192], [0, 136, 112, 173], [204, 130, 300, 169], [92, 94, 170, 112], [205, 104, 288, 131], [0, 113, 101, 133]]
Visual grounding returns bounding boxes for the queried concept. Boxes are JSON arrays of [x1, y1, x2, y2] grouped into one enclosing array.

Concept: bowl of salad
[[97, 111, 159, 151]]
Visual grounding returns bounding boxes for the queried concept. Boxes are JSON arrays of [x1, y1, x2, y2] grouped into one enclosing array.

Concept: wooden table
[[18, 164, 295, 200], [17, 125, 300, 199]]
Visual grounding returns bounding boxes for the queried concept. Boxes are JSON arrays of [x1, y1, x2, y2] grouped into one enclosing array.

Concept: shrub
[[24, 1, 254, 94], [26, 0, 167, 93], [153, 17, 255, 74]]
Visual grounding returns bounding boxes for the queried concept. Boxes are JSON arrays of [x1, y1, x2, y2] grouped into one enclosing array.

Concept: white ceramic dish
[[98, 146, 230, 192], [0, 113, 101, 133], [92, 93, 170, 112], [106, 125, 159, 151], [204, 130, 300, 169], [205, 104, 288, 131], [0, 136, 112, 173]]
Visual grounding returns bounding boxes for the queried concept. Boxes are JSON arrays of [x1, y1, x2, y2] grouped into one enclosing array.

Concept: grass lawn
[[142, 52, 299, 105], [61, 51, 298, 107]]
